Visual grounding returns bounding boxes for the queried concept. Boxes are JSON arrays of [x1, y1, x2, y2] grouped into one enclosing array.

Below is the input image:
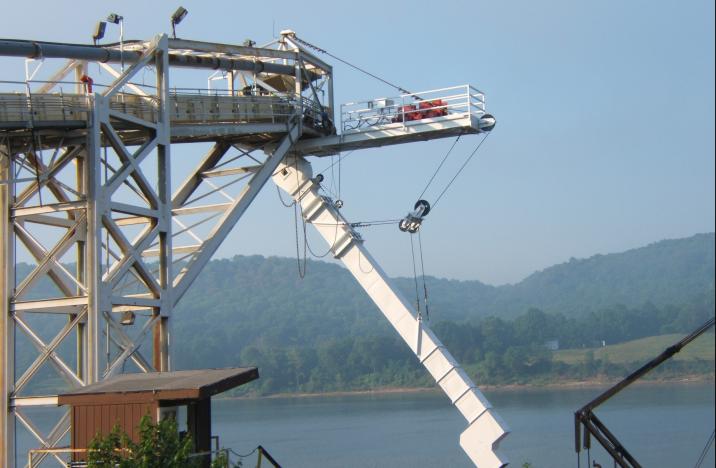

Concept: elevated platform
[[0, 84, 491, 155], [295, 84, 492, 156], [295, 112, 484, 156], [0, 91, 296, 129]]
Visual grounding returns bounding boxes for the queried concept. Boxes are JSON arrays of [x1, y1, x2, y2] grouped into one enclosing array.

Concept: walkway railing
[[0, 80, 310, 128], [339, 84, 486, 134], [27, 444, 283, 467]]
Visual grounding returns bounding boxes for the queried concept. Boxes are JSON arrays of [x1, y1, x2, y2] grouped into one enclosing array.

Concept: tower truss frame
[[1, 30, 504, 467]]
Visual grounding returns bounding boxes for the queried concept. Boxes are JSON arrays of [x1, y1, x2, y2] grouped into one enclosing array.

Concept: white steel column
[[154, 35, 172, 372], [1, 144, 16, 467], [1, 34, 175, 467], [273, 156, 509, 468], [85, 95, 104, 385]]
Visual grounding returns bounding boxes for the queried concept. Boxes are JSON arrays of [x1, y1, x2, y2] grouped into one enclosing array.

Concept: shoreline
[[222, 373, 714, 401]]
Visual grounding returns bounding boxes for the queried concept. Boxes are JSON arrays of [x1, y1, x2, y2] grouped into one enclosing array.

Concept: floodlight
[[105, 13, 125, 70], [171, 6, 188, 24], [120, 311, 136, 326], [107, 13, 123, 24], [92, 21, 106, 45], [171, 6, 189, 38]]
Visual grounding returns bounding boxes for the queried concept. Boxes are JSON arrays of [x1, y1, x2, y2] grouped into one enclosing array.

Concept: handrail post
[[339, 102, 344, 133], [401, 94, 405, 129], [466, 84, 471, 120]]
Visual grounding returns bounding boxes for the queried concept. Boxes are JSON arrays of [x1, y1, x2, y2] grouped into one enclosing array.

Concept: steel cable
[[293, 36, 412, 95], [694, 429, 715, 468], [432, 131, 490, 209], [417, 230, 430, 321], [417, 132, 463, 201]]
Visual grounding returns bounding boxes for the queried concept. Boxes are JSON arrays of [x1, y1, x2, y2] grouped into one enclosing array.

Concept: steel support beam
[[1, 142, 16, 467], [172, 118, 301, 303]]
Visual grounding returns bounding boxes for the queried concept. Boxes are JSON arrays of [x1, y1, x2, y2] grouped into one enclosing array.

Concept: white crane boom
[[272, 156, 509, 468]]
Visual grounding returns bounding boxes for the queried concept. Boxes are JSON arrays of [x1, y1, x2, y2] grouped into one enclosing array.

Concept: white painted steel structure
[[272, 157, 508, 467], [0, 30, 505, 467]]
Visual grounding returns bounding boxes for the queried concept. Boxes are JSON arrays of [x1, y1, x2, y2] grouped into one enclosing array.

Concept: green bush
[[87, 415, 194, 468]]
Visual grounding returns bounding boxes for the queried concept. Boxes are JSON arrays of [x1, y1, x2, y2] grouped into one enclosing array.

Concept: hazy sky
[[1, 0, 714, 285]]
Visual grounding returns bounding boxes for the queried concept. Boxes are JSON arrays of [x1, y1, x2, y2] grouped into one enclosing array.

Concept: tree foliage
[[87, 415, 194, 468]]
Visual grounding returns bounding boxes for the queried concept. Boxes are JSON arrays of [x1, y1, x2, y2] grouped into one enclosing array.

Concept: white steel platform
[[0, 84, 492, 155], [295, 112, 484, 156], [295, 84, 493, 156]]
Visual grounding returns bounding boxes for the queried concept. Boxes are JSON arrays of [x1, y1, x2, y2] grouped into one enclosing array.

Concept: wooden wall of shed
[[71, 402, 157, 461]]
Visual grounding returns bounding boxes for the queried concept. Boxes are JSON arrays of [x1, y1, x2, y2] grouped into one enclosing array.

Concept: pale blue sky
[[1, 0, 714, 284]]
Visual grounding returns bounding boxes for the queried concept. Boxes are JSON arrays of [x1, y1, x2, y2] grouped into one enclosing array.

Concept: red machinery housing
[[392, 99, 448, 122]]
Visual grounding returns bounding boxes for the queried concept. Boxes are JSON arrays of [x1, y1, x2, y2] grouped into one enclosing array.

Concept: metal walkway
[[0, 84, 490, 155]]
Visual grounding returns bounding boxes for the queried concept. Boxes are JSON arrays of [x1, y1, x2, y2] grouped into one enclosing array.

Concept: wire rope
[[229, 447, 258, 459], [417, 230, 430, 321], [357, 249, 374, 274], [293, 202, 307, 278], [317, 150, 354, 203], [418, 132, 463, 201], [329, 153, 337, 198], [409, 234, 422, 318], [694, 429, 715, 468], [301, 205, 339, 259], [293, 36, 412, 95], [311, 219, 401, 228], [432, 131, 491, 209], [276, 185, 295, 207]]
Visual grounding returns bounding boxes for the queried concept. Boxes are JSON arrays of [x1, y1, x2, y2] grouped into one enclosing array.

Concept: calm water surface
[[14, 382, 714, 467], [213, 382, 715, 468]]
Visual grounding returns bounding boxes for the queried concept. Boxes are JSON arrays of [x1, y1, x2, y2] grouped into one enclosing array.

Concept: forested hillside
[[170, 233, 714, 356], [14, 233, 715, 394], [492, 233, 715, 316]]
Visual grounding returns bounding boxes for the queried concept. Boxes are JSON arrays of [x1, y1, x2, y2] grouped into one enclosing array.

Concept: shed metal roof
[[58, 367, 258, 405]]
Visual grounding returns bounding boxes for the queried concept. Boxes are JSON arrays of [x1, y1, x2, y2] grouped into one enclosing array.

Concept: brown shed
[[58, 367, 258, 463]]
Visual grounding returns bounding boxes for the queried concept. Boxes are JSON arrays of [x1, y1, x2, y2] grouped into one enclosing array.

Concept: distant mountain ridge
[[14, 233, 715, 360], [166, 233, 714, 355], [486, 232, 715, 317]]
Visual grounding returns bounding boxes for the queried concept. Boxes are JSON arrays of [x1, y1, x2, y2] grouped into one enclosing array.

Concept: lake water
[[213, 382, 715, 468], [14, 382, 715, 467]]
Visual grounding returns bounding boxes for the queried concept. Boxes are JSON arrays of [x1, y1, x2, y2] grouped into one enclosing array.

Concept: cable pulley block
[[478, 113, 496, 132], [399, 199, 430, 233]]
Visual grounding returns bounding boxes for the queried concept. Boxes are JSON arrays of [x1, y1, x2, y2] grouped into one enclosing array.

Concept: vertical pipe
[[1, 144, 17, 467], [76, 146, 86, 381], [86, 94, 105, 383], [228, 71, 235, 96], [295, 53, 303, 132], [327, 71, 335, 124], [155, 35, 172, 372], [77, 60, 92, 380]]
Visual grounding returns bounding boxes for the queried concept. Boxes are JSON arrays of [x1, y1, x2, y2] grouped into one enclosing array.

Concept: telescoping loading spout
[[272, 157, 509, 468]]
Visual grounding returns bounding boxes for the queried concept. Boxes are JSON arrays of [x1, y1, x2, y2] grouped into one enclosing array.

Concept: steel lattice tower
[[1, 31, 505, 467]]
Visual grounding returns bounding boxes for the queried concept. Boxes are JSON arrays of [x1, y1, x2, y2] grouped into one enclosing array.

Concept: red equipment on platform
[[393, 100, 448, 123], [80, 75, 94, 94]]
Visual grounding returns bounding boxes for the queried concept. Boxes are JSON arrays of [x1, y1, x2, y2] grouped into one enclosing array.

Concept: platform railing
[[339, 84, 485, 134], [27, 446, 236, 467], [0, 80, 308, 127]]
